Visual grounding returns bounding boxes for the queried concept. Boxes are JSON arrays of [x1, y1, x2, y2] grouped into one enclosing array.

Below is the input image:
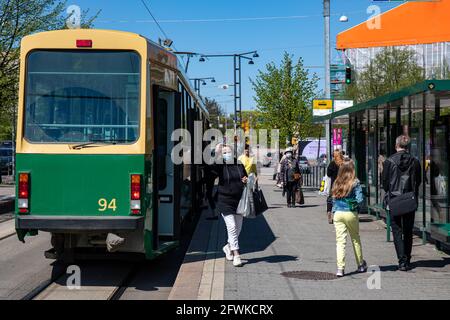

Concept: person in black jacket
[[326, 149, 344, 224], [208, 144, 248, 267], [382, 135, 421, 271], [280, 148, 300, 207]]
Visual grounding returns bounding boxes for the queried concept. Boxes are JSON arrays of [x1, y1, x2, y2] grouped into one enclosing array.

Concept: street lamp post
[[199, 51, 259, 131], [324, 0, 332, 163], [173, 52, 202, 73], [189, 77, 216, 96]]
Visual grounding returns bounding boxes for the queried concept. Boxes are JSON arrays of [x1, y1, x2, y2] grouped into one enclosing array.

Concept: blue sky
[[73, 0, 401, 115]]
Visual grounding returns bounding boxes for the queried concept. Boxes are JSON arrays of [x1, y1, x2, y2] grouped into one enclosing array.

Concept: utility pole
[[198, 51, 258, 130], [324, 0, 332, 163]]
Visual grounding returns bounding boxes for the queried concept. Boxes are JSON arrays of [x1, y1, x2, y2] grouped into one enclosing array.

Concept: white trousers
[[222, 213, 244, 251]]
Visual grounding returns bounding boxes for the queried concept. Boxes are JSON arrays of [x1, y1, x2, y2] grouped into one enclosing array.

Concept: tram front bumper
[[15, 215, 144, 232]]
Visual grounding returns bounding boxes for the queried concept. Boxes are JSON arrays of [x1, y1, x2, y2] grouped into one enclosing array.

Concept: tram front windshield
[[24, 50, 141, 144]]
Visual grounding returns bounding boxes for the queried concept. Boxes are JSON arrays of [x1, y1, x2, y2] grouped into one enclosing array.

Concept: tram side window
[[24, 50, 141, 143]]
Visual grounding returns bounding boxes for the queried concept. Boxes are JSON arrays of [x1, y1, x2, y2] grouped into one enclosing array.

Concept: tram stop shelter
[[314, 80, 450, 249]]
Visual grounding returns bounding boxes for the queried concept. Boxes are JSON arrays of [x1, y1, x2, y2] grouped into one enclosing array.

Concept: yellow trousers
[[333, 211, 364, 269]]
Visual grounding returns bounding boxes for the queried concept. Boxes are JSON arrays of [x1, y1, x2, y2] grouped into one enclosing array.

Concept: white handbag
[[318, 175, 331, 196]]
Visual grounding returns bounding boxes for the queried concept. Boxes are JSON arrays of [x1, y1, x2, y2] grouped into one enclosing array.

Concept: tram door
[[153, 87, 181, 248], [430, 116, 450, 228]]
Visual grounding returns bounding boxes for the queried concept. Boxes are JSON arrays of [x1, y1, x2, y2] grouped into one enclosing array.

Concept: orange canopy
[[337, 0, 450, 49]]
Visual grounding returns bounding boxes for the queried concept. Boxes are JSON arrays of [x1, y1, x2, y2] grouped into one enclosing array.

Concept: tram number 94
[[98, 198, 117, 212]]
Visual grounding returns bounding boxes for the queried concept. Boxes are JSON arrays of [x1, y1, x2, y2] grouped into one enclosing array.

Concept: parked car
[[298, 156, 311, 174], [262, 152, 273, 167], [0, 147, 13, 175], [318, 154, 327, 167]]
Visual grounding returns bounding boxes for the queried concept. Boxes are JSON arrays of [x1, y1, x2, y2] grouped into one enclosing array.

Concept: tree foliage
[[345, 47, 425, 103], [251, 52, 320, 146], [0, 0, 99, 140], [204, 97, 224, 123]]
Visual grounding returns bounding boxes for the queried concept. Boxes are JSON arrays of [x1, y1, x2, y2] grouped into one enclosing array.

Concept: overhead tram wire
[[139, 0, 188, 73], [98, 10, 368, 24], [140, 0, 170, 40]]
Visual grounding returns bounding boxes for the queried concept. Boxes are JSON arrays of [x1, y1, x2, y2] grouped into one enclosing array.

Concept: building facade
[[337, 0, 450, 78]]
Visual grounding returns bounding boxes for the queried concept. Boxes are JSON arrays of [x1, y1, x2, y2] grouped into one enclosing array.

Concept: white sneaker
[[223, 244, 233, 261], [233, 255, 243, 267], [336, 268, 344, 277]]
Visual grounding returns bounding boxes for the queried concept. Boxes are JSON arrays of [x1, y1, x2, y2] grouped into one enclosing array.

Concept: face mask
[[286, 153, 292, 158], [223, 153, 232, 162]]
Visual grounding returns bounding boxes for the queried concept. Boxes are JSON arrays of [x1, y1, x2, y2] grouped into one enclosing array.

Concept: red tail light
[[19, 173, 29, 199], [131, 175, 141, 200], [76, 39, 93, 48], [130, 174, 141, 215], [18, 173, 30, 213]]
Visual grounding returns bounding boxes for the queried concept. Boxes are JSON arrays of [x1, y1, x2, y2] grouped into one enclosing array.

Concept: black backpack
[[387, 158, 418, 217], [286, 161, 298, 182]]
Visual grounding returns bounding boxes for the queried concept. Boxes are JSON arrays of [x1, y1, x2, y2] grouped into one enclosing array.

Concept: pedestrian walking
[[276, 151, 285, 188], [281, 147, 301, 208], [382, 135, 421, 271], [331, 159, 367, 277], [209, 144, 248, 267], [238, 144, 257, 176], [326, 149, 344, 224]]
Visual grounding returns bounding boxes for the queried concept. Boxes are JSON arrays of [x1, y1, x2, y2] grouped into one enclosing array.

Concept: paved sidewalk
[[170, 174, 450, 300]]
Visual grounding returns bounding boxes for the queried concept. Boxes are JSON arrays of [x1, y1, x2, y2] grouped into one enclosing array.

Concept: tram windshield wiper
[[71, 139, 135, 150]]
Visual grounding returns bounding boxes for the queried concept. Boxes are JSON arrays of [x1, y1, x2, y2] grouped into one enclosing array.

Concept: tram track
[[28, 261, 137, 300], [25, 252, 186, 300], [21, 270, 65, 301], [15, 199, 202, 300], [0, 217, 16, 241]]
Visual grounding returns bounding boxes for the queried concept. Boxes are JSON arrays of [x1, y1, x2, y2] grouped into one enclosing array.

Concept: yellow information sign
[[313, 99, 333, 116]]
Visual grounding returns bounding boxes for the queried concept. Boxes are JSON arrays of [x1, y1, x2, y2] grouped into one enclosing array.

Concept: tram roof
[[22, 29, 209, 118], [313, 80, 450, 123]]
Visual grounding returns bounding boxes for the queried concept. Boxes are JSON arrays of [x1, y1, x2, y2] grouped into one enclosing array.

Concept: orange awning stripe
[[337, 0, 450, 49]]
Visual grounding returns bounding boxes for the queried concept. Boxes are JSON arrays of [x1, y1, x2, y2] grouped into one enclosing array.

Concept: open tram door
[[152, 86, 182, 249], [430, 115, 450, 248]]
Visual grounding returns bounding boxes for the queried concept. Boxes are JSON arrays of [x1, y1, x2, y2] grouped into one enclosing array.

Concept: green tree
[[251, 52, 320, 147], [204, 97, 224, 123], [345, 47, 425, 103], [0, 0, 99, 140]]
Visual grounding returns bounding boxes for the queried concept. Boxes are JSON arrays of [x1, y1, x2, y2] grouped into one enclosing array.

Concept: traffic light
[[345, 67, 352, 84]]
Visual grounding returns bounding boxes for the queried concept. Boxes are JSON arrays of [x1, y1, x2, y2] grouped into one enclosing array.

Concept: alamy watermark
[[366, 265, 381, 290], [66, 4, 81, 29], [66, 265, 81, 290], [367, 5, 382, 30], [171, 123, 280, 165]]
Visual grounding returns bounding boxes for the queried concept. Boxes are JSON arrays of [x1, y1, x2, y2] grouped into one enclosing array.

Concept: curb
[[168, 209, 223, 300]]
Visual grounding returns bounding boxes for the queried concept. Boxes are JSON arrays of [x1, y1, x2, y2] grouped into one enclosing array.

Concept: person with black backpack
[[382, 135, 421, 271], [281, 148, 301, 208]]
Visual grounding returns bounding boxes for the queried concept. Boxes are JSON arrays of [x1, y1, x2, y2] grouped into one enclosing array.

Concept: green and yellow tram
[[15, 29, 209, 260]]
